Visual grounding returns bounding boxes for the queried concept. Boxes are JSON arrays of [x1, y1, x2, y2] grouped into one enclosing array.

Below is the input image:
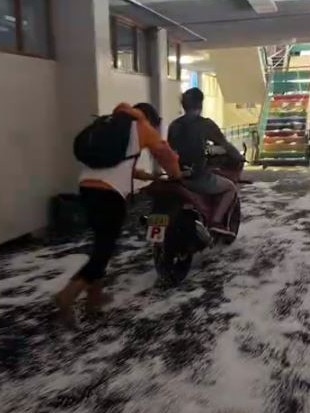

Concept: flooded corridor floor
[[1, 168, 310, 413]]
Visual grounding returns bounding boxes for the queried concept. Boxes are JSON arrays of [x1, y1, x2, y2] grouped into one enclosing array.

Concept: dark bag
[[169, 116, 206, 175], [73, 112, 139, 168], [49, 194, 88, 233]]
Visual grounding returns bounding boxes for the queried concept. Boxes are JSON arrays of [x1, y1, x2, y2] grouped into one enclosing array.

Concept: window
[[0, 0, 17, 50], [181, 69, 199, 92], [116, 22, 135, 71], [0, 0, 52, 58], [167, 40, 181, 80], [136, 28, 148, 74], [110, 16, 150, 74]]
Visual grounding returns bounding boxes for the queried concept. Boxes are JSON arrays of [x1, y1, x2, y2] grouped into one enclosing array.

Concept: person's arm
[[133, 168, 161, 181], [114, 103, 181, 179], [205, 118, 243, 161], [138, 119, 182, 179]]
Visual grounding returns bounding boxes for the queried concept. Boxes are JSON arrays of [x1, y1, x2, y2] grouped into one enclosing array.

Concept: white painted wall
[[0, 0, 176, 243], [93, 0, 151, 114], [162, 80, 182, 127], [201, 73, 224, 128], [209, 47, 266, 105], [101, 71, 151, 112], [289, 55, 310, 70], [0, 54, 60, 243], [53, 0, 99, 192]]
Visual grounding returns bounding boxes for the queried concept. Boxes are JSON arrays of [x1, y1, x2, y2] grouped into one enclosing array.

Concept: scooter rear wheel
[[223, 198, 241, 245], [153, 245, 192, 288]]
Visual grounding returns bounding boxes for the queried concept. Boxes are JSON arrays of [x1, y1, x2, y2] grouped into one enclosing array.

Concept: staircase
[[259, 70, 310, 166]]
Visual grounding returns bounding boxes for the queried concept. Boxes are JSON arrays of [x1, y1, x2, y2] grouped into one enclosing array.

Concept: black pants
[[75, 187, 126, 283]]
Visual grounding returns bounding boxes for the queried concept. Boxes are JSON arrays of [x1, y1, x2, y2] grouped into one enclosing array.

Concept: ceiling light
[[168, 55, 204, 65]]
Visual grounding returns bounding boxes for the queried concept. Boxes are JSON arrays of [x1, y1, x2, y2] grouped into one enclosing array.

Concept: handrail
[[283, 45, 293, 71], [222, 124, 255, 134], [267, 65, 310, 73], [262, 45, 287, 73], [258, 73, 274, 141], [260, 47, 269, 69], [269, 49, 285, 60], [222, 124, 258, 140]]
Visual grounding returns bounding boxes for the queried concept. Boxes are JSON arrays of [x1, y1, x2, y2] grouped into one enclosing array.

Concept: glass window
[[21, 0, 50, 57], [0, 0, 17, 50], [116, 22, 134, 72], [110, 16, 150, 74], [0, 0, 52, 58], [137, 28, 148, 74]]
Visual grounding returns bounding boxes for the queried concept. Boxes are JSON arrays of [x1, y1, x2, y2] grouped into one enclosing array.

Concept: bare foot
[[54, 293, 76, 329], [85, 291, 114, 315]]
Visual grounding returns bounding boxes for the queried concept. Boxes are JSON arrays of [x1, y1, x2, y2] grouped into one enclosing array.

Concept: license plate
[[146, 214, 169, 243]]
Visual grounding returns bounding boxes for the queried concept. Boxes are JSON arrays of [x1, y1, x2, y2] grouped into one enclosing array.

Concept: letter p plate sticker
[[146, 225, 166, 243]]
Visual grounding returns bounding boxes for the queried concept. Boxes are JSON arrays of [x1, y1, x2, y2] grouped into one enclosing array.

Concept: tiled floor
[[1, 170, 310, 413]]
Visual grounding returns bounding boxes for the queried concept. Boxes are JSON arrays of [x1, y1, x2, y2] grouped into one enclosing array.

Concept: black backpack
[[73, 112, 139, 168]]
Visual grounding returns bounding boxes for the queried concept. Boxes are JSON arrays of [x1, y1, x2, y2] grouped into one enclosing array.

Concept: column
[[52, 0, 99, 190]]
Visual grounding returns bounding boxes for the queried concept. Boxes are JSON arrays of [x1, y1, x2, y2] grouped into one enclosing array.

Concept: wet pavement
[[1, 168, 310, 413]]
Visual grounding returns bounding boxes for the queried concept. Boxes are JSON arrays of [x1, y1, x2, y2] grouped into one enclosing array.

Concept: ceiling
[[109, 0, 310, 48]]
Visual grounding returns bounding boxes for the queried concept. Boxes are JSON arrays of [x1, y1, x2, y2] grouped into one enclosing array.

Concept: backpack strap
[[125, 120, 141, 203], [128, 154, 140, 204], [124, 153, 140, 162]]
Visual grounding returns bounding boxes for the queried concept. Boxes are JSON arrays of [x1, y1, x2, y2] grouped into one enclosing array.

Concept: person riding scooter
[[168, 87, 243, 236]]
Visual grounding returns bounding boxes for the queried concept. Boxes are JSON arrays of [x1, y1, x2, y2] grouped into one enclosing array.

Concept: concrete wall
[[224, 104, 261, 128], [0, 54, 60, 243], [148, 28, 181, 129], [0, 0, 181, 243], [104, 72, 151, 111], [201, 73, 224, 128], [53, 0, 99, 192], [201, 73, 261, 129], [162, 80, 182, 128], [54, 0, 154, 188], [93, 0, 151, 114], [289, 55, 310, 70], [209, 47, 266, 105]]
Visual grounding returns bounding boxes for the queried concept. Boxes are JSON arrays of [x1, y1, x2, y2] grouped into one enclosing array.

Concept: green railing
[[258, 72, 274, 140], [271, 70, 310, 94], [260, 47, 269, 73], [222, 124, 258, 152]]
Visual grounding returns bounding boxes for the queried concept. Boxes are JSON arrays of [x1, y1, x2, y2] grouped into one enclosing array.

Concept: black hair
[[133, 103, 161, 128], [181, 87, 204, 112]]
